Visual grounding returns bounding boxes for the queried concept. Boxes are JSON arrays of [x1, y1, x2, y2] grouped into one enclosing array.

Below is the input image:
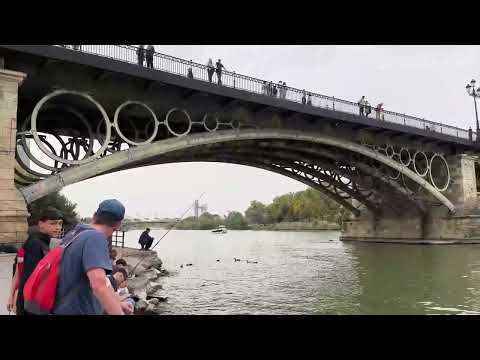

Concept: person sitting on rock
[[138, 228, 154, 250], [108, 267, 128, 292]]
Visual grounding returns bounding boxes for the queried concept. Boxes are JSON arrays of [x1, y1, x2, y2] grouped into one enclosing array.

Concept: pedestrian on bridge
[[187, 60, 194, 79], [207, 58, 215, 82], [365, 100, 372, 117], [262, 81, 268, 95], [216, 59, 226, 85], [273, 84, 278, 97], [137, 45, 145, 67], [375, 103, 384, 120], [282, 82, 287, 99], [358, 96, 366, 116], [302, 90, 307, 105], [146, 45, 155, 69], [307, 93, 312, 105], [72, 45, 81, 51]]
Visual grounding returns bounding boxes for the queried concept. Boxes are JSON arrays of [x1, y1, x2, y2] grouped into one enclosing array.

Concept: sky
[[59, 45, 480, 218]]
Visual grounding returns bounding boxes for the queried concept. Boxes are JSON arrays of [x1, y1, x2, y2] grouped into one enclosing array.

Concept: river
[[123, 229, 480, 315]]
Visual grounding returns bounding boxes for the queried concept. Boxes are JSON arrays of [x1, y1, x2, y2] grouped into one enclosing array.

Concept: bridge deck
[[0, 44, 477, 151]]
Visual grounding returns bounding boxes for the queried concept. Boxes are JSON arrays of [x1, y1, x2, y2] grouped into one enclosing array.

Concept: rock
[[148, 298, 159, 306], [127, 276, 149, 293], [149, 257, 163, 270], [135, 299, 148, 312], [146, 281, 163, 295], [146, 303, 156, 313], [143, 268, 161, 282]]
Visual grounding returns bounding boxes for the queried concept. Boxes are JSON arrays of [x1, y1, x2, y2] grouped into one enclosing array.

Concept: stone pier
[[341, 154, 480, 243], [0, 67, 28, 245]]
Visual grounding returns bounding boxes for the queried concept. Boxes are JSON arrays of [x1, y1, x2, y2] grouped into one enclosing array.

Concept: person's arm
[[86, 268, 124, 315], [6, 268, 19, 312], [83, 234, 124, 315]]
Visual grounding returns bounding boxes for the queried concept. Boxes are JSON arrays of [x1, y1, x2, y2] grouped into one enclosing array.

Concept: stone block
[[0, 156, 14, 171], [0, 180, 15, 190], [0, 221, 27, 233], [0, 168, 14, 180], [0, 189, 22, 200]]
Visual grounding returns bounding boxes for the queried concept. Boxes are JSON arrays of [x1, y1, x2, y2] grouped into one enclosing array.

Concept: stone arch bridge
[[0, 45, 479, 244]]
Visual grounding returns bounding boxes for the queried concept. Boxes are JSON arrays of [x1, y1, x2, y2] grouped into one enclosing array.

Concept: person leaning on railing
[[146, 45, 155, 69], [137, 45, 145, 67], [207, 58, 215, 83], [215, 59, 226, 85]]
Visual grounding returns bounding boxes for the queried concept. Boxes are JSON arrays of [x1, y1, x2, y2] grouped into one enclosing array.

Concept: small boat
[[212, 225, 227, 234]]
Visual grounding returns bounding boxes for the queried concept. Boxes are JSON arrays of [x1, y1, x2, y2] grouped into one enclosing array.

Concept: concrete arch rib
[[19, 129, 456, 212]]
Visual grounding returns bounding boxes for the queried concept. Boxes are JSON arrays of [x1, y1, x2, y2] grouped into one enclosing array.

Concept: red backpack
[[23, 229, 94, 315]]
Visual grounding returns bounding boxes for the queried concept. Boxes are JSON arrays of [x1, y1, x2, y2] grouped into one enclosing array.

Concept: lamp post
[[466, 79, 480, 141]]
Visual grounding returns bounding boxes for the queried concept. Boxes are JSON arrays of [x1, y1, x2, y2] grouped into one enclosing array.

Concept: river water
[[123, 229, 480, 315]]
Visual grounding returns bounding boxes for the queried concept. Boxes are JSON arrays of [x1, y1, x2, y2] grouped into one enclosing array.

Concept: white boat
[[212, 225, 227, 234]]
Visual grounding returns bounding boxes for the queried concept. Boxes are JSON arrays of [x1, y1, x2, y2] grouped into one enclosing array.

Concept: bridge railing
[[55, 45, 475, 142]]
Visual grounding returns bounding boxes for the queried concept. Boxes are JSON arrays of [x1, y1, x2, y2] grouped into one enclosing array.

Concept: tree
[[225, 211, 248, 230], [245, 200, 268, 224], [28, 192, 79, 231]]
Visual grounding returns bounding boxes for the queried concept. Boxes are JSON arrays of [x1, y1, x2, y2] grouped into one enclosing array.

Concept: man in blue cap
[[53, 199, 133, 315]]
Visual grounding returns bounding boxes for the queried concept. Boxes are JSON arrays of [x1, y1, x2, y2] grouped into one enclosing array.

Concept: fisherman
[[138, 228, 154, 250]]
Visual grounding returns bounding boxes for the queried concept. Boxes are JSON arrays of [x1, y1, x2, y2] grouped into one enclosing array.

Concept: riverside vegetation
[[176, 188, 350, 231]]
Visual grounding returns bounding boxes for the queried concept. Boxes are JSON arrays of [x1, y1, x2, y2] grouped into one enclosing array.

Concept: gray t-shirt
[[53, 224, 112, 315]]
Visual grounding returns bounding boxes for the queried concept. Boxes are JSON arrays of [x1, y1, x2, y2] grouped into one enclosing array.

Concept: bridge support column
[[341, 154, 480, 244], [0, 68, 28, 246]]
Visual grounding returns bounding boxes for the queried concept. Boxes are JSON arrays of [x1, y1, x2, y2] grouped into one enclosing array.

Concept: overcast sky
[[60, 45, 480, 218]]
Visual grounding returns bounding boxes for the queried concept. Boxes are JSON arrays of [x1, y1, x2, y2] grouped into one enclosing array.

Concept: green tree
[[225, 211, 249, 230], [245, 200, 268, 224], [28, 192, 79, 231]]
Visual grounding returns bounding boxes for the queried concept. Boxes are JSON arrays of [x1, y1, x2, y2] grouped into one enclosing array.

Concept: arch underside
[[17, 129, 452, 217]]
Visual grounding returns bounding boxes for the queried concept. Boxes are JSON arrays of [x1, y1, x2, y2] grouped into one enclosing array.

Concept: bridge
[[0, 44, 479, 245], [121, 218, 177, 231]]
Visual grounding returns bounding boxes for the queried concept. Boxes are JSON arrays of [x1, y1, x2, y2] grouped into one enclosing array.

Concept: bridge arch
[[19, 129, 456, 213]]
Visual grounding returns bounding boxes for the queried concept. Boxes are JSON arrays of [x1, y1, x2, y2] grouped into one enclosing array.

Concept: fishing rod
[[129, 192, 206, 276]]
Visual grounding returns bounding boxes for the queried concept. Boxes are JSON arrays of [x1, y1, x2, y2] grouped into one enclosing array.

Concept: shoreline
[[114, 247, 169, 315]]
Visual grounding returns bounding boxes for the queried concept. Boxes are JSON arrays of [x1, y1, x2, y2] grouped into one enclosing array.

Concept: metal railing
[[111, 230, 125, 248], [56, 45, 476, 142]]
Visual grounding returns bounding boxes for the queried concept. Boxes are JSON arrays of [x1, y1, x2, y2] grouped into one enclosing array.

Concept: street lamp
[[466, 78, 480, 141]]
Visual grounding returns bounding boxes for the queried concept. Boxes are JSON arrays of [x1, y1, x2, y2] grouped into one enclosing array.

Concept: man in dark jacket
[[146, 45, 155, 69], [16, 208, 63, 315], [138, 228, 154, 250]]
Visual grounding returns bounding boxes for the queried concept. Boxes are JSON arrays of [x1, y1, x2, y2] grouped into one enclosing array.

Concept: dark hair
[[113, 267, 128, 281], [93, 211, 121, 227], [146, 228, 150, 231], [115, 258, 127, 266], [37, 207, 63, 223]]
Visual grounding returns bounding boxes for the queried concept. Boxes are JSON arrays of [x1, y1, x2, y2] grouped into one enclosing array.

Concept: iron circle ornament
[[399, 148, 411, 167], [114, 101, 159, 146], [165, 108, 192, 137], [30, 90, 111, 165], [386, 145, 395, 158], [202, 113, 219, 132], [429, 154, 450, 192], [413, 151, 429, 177]]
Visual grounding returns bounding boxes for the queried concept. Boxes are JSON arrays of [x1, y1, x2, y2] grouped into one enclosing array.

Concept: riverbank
[[114, 247, 169, 315], [177, 221, 340, 231], [249, 221, 340, 231]]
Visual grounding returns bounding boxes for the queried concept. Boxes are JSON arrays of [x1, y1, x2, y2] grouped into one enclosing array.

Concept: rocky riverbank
[[114, 247, 170, 315]]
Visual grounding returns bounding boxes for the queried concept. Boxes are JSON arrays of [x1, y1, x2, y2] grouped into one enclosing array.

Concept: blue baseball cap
[[96, 199, 125, 221]]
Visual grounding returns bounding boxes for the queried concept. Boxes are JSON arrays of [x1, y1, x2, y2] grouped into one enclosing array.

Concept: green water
[[124, 230, 480, 315]]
